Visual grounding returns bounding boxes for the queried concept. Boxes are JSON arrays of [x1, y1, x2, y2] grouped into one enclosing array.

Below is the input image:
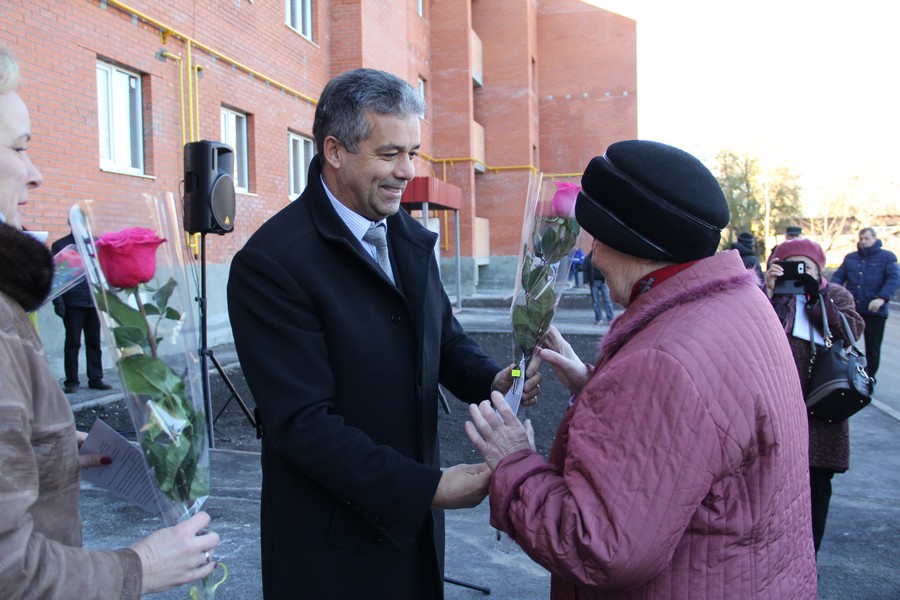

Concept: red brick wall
[[3, 0, 634, 267], [538, 0, 638, 174]]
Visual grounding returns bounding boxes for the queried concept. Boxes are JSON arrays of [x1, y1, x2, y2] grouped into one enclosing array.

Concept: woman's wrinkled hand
[[465, 391, 535, 472], [764, 262, 784, 297], [536, 327, 590, 396]]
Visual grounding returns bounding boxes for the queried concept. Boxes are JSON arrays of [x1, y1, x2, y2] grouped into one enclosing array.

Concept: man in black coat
[[50, 229, 110, 393], [228, 68, 540, 599]]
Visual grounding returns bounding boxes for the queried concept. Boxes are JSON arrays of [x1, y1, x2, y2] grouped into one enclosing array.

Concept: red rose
[[58, 246, 83, 269], [96, 227, 166, 289]]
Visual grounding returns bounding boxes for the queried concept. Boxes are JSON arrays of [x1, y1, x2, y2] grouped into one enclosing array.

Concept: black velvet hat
[[785, 226, 802, 236], [574, 140, 729, 263]]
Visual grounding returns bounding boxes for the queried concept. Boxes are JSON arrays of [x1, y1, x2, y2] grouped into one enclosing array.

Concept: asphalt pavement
[[74, 288, 900, 599]]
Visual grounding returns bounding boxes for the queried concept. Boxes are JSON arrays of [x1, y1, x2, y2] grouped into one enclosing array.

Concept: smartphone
[[773, 260, 807, 294]]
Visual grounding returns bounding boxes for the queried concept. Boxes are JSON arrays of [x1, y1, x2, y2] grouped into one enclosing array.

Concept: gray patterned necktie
[[363, 224, 395, 284]]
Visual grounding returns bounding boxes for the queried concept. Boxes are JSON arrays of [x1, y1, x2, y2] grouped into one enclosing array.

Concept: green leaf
[[119, 355, 187, 398], [524, 265, 548, 292], [153, 277, 178, 312], [164, 306, 181, 320], [95, 285, 146, 330], [541, 226, 558, 256], [112, 325, 148, 351], [143, 304, 161, 316]]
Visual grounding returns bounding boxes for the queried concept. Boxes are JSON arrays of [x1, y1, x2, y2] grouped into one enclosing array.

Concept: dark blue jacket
[[831, 239, 900, 317]]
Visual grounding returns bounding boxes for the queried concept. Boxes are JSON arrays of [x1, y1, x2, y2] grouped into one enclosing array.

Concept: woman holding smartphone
[[765, 237, 864, 553]]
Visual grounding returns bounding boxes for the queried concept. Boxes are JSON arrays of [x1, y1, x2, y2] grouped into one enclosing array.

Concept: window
[[417, 0, 424, 18], [288, 132, 314, 200], [96, 61, 144, 174], [286, 0, 312, 39], [417, 77, 427, 118], [221, 108, 249, 192]]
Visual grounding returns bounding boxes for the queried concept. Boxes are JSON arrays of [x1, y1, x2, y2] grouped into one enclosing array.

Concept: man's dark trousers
[[863, 314, 886, 378], [63, 306, 103, 386]]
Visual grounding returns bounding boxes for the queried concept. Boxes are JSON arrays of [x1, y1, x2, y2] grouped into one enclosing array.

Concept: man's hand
[[869, 298, 886, 312], [465, 391, 536, 472], [430, 463, 491, 509], [54, 303, 65, 319], [491, 355, 542, 407]]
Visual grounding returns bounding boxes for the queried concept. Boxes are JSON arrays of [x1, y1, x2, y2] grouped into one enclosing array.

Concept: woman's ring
[[204, 551, 210, 564]]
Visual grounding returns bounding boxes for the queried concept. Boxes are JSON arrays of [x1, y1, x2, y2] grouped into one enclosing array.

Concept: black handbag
[[805, 294, 873, 423]]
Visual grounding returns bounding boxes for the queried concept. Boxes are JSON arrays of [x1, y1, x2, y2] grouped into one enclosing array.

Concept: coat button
[[391, 313, 400, 324]]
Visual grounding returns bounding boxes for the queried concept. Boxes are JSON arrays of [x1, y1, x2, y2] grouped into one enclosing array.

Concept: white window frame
[[221, 108, 249, 192], [288, 132, 314, 201], [417, 76, 427, 118], [286, 0, 313, 39], [96, 61, 144, 174]]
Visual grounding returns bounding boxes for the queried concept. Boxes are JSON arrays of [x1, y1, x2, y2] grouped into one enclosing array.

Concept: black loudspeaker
[[184, 141, 236, 234]]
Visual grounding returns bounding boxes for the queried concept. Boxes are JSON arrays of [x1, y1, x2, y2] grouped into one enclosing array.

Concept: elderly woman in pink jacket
[[467, 140, 818, 599]]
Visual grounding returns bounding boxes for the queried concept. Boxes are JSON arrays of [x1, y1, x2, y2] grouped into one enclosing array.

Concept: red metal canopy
[[401, 176, 462, 211]]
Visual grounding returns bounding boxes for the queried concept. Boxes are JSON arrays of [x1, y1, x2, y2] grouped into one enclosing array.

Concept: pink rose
[[551, 181, 580, 219], [96, 227, 166, 289]]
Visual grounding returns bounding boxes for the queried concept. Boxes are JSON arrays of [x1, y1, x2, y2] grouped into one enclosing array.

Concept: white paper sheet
[[79, 418, 161, 514]]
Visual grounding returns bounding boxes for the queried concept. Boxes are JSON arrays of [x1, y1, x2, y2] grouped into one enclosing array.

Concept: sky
[[585, 0, 900, 213]]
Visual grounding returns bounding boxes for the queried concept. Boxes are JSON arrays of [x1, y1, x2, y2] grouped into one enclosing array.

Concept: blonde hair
[[0, 43, 20, 94]]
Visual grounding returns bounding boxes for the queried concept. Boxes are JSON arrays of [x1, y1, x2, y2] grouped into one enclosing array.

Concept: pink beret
[[772, 238, 826, 269]]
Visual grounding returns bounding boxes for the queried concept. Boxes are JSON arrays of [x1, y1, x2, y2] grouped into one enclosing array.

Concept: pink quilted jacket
[[490, 251, 818, 599]]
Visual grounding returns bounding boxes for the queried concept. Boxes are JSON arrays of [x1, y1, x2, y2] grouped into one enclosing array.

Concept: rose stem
[[134, 288, 159, 358]]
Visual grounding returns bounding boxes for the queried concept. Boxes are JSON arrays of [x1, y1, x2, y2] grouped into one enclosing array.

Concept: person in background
[[0, 43, 219, 598], [767, 224, 803, 267], [831, 227, 900, 381], [567, 246, 585, 288], [51, 223, 111, 393], [227, 67, 540, 599], [465, 140, 817, 599], [585, 249, 614, 324], [732, 231, 764, 281], [765, 237, 864, 553]]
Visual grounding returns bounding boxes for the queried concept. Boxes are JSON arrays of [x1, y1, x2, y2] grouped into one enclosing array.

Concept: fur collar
[[0, 223, 54, 312], [599, 251, 759, 362]]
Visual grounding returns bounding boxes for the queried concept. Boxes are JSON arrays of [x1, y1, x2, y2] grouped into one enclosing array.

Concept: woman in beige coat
[[0, 43, 219, 598]]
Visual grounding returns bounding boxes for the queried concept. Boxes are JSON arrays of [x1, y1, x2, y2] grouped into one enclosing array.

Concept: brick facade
[[2, 0, 635, 287]]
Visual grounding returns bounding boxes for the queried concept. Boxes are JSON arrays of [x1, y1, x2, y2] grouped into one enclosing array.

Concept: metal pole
[[455, 210, 462, 310], [199, 233, 215, 448]]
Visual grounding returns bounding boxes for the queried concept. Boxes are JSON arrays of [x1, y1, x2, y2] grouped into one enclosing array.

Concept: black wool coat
[[227, 158, 501, 599]]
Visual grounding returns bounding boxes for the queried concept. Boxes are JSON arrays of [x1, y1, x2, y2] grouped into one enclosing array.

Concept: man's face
[[859, 230, 877, 249], [325, 111, 420, 221], [0, 91, 43, 229]]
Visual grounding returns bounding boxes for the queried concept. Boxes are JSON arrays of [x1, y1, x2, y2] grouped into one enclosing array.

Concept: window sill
[[100, 167, 156, 180], [285, 24, 318, 48]]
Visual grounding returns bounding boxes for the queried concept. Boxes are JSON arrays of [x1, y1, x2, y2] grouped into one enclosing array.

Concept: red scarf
[[629, 260, 701, 304]]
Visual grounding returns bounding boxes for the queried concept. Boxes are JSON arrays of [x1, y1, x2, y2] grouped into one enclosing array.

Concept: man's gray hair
[[0, 44, 20, 94], [313, 68, 424, 156]]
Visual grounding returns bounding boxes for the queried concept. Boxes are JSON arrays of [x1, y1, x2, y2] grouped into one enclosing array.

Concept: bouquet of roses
[[509, 175, 581, 406], [70, 193, 219, 598]]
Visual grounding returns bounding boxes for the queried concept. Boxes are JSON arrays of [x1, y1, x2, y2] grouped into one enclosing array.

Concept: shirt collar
[[322, 175, 387, 242]]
